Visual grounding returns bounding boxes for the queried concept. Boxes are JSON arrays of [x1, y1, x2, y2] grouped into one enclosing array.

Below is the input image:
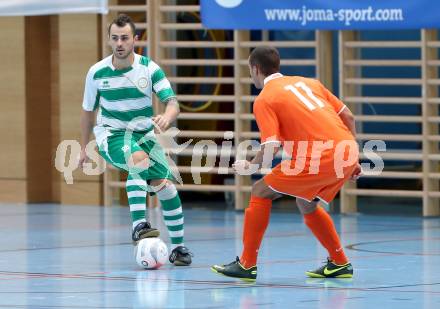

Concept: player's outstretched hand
[[78, 149, 88, 169], [232, 160, 251, 175], [350, 163, 362, 181], [152, 114, 171, 132]]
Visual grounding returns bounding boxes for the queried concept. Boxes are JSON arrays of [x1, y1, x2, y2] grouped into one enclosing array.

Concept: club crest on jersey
[[138, 77, 148, 88]]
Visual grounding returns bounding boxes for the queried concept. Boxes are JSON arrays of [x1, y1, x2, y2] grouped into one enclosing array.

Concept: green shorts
[[98, 129, 173, 183]]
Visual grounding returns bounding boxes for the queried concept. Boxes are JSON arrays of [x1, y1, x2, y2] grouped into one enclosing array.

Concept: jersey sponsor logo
[[121, 145, 130, 153], [138, 77, 148, 88], [101, 80, 110, 88]]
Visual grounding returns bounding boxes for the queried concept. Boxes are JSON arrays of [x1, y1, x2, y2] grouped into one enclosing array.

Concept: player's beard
[[114, 48, 132, 60]]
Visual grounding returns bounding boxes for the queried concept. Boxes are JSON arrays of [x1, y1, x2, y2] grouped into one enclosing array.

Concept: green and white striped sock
[[156, 184, 184, 249], [126, 174, 147, 229]]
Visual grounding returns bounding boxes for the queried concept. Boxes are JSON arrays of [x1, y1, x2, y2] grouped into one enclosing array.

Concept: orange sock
[[303, 206, 348, 265], [240, 196, 272, 268]]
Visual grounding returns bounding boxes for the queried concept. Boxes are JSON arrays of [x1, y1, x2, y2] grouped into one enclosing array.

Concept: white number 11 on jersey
[[284, 82, 325, 111]]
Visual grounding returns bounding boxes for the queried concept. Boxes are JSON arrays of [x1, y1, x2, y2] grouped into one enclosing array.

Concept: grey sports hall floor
[[0, 202, 439, 309]]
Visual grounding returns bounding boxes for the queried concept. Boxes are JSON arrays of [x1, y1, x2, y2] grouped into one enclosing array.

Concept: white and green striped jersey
[[82, 53, 175, 145]]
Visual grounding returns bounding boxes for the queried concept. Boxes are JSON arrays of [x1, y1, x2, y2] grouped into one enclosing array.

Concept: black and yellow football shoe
[[306, 258, 353, 278], [211, 257, 257, 282]]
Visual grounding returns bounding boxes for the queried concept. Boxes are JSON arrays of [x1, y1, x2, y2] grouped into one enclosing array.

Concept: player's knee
[[296, 198, 318, 214], [150, 179, 172, 193], [129, 151, 149, 169], [251, 181, 276, 200], [154, 181, 178, 200]]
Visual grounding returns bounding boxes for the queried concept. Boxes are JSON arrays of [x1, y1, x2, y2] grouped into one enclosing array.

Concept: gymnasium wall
[[0, 17, 26, 203], [0, 14, 102, 205]]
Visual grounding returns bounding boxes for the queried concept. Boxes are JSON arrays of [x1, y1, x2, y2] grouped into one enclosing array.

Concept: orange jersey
[[254, 75, 355, 171], [254, 75, 354, 149], [253, 74, 358, 203]]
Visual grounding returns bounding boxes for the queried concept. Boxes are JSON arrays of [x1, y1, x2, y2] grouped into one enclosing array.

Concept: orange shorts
[[264, 162, 357, 204]]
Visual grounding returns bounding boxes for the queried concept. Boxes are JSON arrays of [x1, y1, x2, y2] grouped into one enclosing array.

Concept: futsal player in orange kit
[[211, 46, 361, 281]]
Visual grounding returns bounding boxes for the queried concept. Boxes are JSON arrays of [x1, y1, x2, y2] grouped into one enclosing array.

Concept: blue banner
[[201, 0, 439, 30]]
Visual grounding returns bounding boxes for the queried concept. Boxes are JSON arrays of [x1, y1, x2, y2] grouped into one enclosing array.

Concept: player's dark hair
[[249, 46, 280, 76], [108, 14, 136, 36]]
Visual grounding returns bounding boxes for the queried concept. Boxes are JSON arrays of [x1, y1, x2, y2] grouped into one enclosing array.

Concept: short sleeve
[[319, 82, 346, 115], [253, 98, 281, 145], [82, 68, 100, 111], [148, 60, 176, 103]]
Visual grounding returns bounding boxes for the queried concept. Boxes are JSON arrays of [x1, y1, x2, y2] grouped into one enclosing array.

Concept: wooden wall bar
[[338, 30, 440, 216]]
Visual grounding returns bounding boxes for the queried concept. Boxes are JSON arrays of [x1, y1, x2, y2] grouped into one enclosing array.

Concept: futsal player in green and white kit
[[79, 14, 192, 266]]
